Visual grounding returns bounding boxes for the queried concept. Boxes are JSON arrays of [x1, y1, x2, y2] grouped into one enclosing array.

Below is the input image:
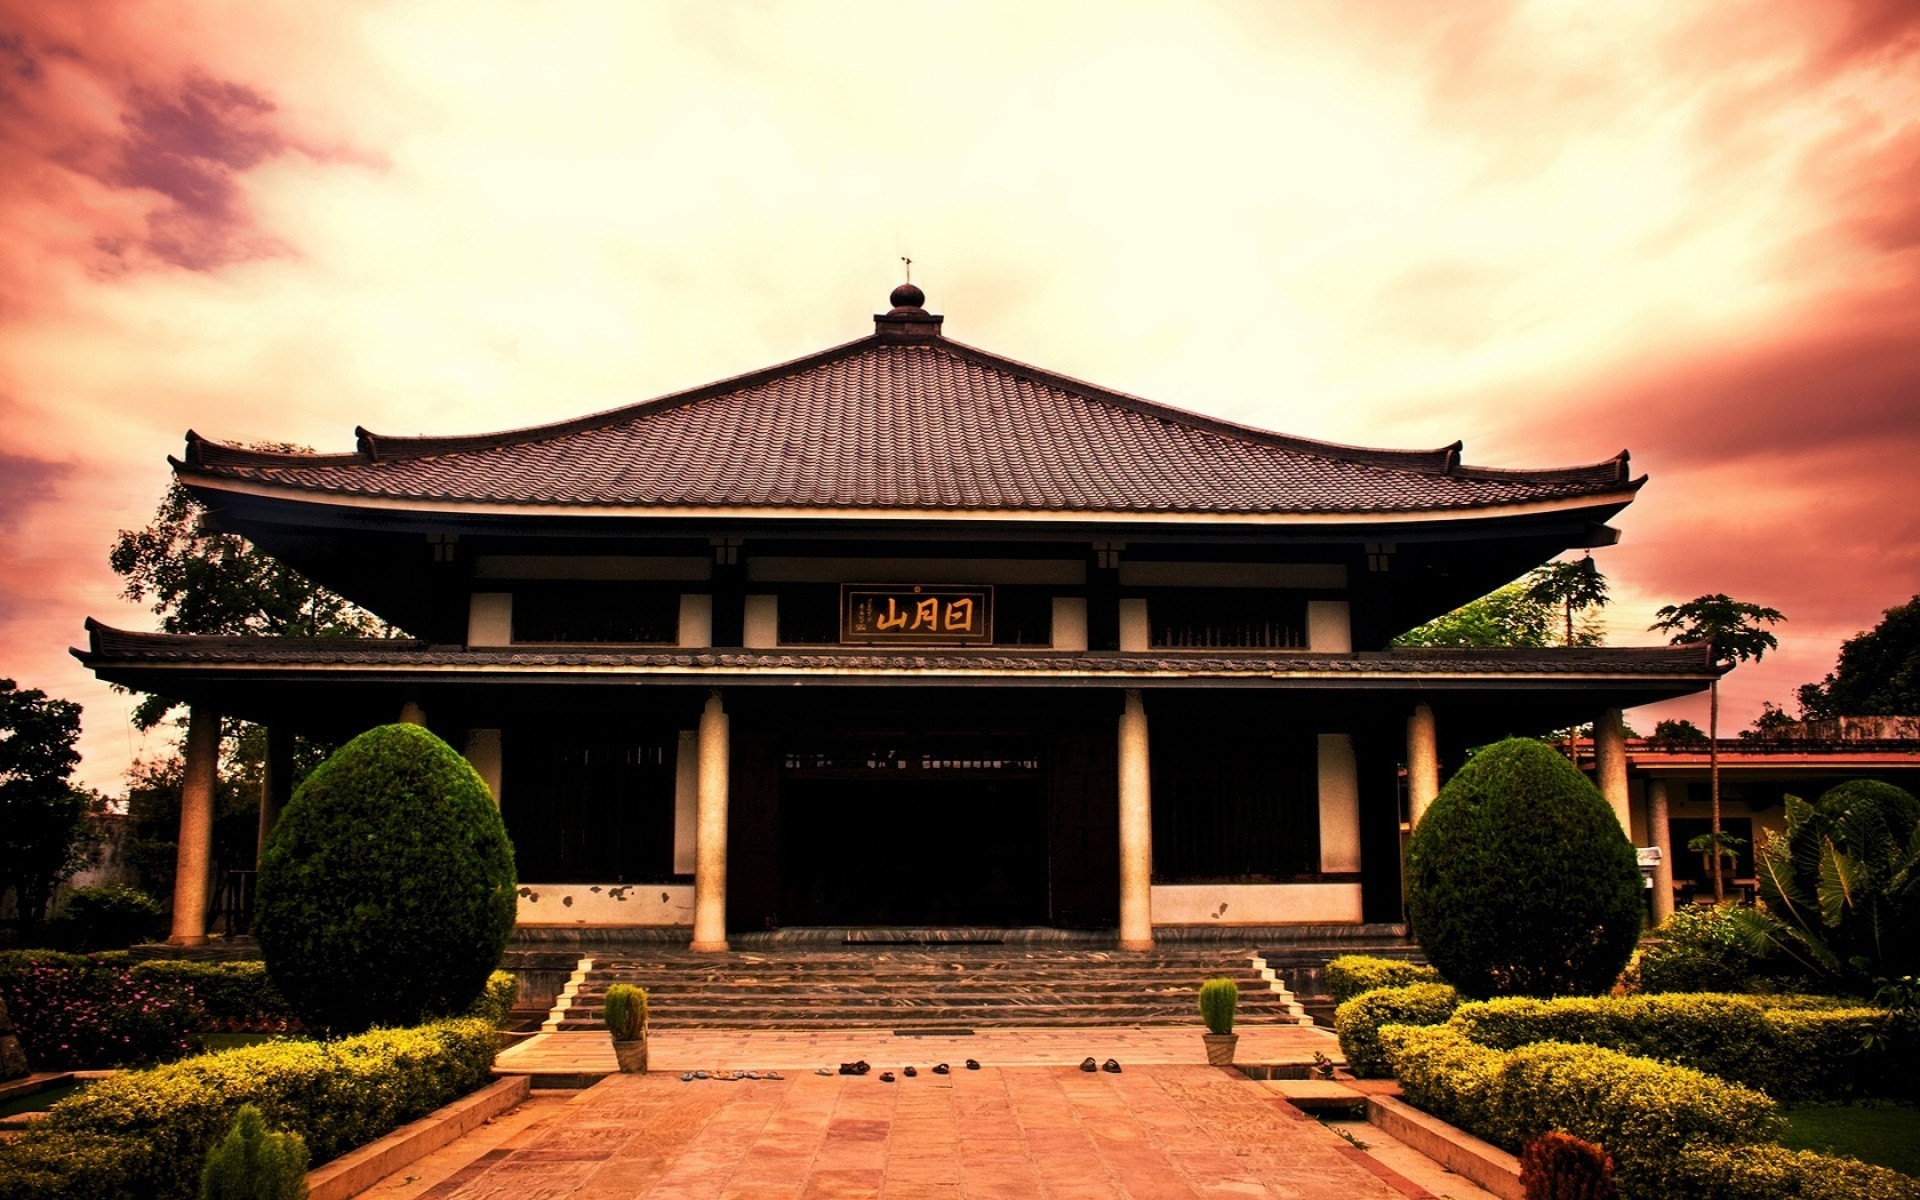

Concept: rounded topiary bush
[[1407, 737, 1642, 1000], [254, 724, 515, 1035]]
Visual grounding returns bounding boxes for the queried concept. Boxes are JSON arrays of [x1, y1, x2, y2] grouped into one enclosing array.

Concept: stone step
[[535, 944, 1318, 1034]]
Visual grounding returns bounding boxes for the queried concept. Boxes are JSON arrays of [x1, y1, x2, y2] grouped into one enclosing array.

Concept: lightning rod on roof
[[901, 256, 912, 283]]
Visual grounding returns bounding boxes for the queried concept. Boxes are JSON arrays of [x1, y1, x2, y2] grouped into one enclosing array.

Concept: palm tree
[[1650, 595, 1786, 901], [1526, 554, 1610, 648], [1527, 555, 1611, 759]]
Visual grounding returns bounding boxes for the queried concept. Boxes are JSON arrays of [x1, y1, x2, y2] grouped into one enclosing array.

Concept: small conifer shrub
[[254, 724, 516, 1035], [1520, 1131, 1616, 1200], [1199, 977, 1238, 1035], [200, 1104, 308, 1200], [603, 984, 648, 1041], [1406, 738, 1642, 999]]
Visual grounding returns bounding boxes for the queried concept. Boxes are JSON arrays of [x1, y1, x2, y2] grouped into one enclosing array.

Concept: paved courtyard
[[387, 1065, 1428, 1200]]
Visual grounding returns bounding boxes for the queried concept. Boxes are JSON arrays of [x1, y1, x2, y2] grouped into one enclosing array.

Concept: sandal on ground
[[1102, 1059, 1122, 1074]]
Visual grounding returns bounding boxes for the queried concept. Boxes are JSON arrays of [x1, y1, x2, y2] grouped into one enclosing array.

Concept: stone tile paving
[[496, 1024, 1345, 1078], [409, 1066, 1420, 1200]]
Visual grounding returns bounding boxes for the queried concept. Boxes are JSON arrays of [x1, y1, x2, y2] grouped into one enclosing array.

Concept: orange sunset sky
[[2, 1, 1917, 791]]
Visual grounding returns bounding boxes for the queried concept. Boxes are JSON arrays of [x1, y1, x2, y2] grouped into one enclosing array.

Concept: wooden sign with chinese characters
[[841, 585, 994, 645]]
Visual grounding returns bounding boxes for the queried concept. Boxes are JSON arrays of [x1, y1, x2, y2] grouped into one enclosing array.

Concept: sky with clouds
[[2, 0, 1917, 790]]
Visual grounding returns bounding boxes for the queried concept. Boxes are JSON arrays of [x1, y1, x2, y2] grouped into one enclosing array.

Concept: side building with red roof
[[77, 285, 1717, 949]]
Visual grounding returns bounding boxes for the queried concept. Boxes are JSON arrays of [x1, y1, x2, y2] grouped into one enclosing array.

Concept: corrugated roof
[[176, 298, 1640, 517]]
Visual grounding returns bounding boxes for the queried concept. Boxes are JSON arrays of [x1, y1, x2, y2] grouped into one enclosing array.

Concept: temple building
[[77, 285, 1719, 948]]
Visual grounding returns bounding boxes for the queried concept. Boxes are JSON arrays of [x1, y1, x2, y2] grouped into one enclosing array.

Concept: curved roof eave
[[170, 469, 1645, 529]]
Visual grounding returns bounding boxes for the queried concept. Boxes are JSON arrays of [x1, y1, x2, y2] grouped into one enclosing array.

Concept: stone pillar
[[169, 705, 220, 946], [1407, 702, 1439, 827], [256, 725, 295, 858], [1596, 707, 1630, 833], [462, 729, 503, 805], [1648, 777, 1676, 924], [691, 690, 730, 952], [398, 700, 426, 726], [1117, 689, 1154, 951]]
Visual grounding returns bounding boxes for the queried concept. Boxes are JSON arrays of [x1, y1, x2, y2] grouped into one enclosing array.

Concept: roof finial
[[901, 255, 912, 283]]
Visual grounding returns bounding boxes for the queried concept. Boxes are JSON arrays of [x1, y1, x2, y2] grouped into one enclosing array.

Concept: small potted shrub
[[1198, 977, 1238, 1066], [604, 983, 649, 1073]]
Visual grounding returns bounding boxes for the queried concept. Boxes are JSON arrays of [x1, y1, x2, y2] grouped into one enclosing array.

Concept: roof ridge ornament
[[875, 275, 942, 340]]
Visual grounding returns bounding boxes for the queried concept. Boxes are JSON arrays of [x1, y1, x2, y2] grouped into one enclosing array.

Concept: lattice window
[[1148, 591, 1307, 650]]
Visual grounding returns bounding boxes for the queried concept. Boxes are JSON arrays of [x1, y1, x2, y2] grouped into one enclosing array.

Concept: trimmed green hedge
[[1382, 1024, 1779, 1199], [0, 1017, 497, 1200], [128, 962, 297, 1032], [1446, 993, 1907, 1101], [1678, 1143, 1920, 1200], [1333, 982, 1460, 1077], [1324, 954, 1443, 1004]]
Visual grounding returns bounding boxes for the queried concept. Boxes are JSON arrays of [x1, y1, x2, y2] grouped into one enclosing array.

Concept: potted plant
[[1198, 977, 1238, 1066], [604, 983, 649, 1074]]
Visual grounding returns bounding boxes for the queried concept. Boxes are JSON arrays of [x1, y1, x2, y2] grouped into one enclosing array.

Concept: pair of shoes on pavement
[[838, 1060, 871, 1076], [1079, 1057, 1122, 1074]]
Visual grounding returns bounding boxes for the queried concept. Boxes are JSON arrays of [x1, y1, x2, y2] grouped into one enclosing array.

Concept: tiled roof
[[77, 622, 1718, 681], [176, 301, 1641, 517]]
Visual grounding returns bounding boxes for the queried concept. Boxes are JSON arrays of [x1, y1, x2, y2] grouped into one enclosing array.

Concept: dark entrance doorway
[[778, 741, 1048, 926]]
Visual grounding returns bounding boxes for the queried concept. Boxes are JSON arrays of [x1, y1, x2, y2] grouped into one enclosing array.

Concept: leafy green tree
[[1397, 563, 1608, 649], [1395, 581, 1557, 648], [1406, 738, 1644, 999], [1730, 780, 1920, 993], [109, 479, 388, 728], [1796, 595, 1920, 720], [1652, 718, 1709, 745], [1525, 554, 1611, 648], [1650, 595, 1787, 901], [1741, 701, 1800, 738], [0, 680, 100, 937]]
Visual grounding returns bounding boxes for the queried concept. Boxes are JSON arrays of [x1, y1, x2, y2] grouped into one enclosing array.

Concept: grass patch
[[0, 1080, 88, 1118], [1781, 1102, 1920, 1178]]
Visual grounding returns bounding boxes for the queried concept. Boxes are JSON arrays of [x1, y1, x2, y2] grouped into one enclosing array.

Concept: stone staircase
[[540, 945, 1314, 1032]]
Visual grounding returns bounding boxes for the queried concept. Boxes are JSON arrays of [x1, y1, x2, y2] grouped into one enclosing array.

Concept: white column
[[169, 705, 220, 946], [1316, 734, 1362, 873], [1407, 703, 1439, 827], [1117, 689, 1154, 950], [462, 729, 503, 805], [1596, 707, 1630, 833], [691, 690, 730, 952], [1648, 777, 1676, 923]]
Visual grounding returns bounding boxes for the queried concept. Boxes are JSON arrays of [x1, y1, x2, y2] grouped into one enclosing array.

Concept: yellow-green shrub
[[1446, 993, 1908, 1100], [1333, 982, 1459, 1077], [1382, 1024, 1780, 1200], [0, 1132, 146, 1200], [1678, 1143, 1920, 1200], [1325, 954, 1443, 1004], [464, 970, 518, 1030], [3, 1017, 496, 1200]]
